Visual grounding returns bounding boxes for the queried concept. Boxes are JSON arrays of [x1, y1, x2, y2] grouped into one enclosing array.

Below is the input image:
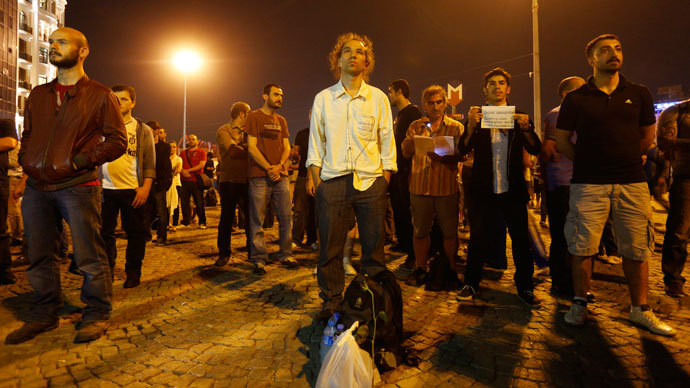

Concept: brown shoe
[[74, 320, 109, 343], [5, 321, 59, 344]]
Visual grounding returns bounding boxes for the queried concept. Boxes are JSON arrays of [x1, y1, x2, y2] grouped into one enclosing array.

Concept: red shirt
[[181, 148, 207, 182]]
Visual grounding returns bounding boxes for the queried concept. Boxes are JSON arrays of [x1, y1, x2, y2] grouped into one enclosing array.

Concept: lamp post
[[531, 0, 542, 134], [174, 50, 201, 148]]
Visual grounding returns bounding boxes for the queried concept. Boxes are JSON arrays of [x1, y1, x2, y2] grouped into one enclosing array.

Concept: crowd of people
[[0, 27, 687, 348]]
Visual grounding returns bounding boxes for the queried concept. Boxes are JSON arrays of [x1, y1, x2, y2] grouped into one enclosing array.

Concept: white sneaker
[[343, 257, 356, 275], [564, 303, 587, 326], [629, 307, 676, 337]]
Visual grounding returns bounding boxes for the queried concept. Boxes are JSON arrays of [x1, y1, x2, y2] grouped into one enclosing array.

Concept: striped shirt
[[405, 115, 463, 196]]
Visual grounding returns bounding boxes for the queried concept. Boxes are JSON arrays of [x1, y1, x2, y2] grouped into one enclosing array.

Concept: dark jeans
[[316, 174, 388, 309], [181, 180, 206, 225], [150, 186, 168, 242], [464, 191, 534, 291], [662, 177, 690, 287], [292, 176, 317, 246], [217, 181, 250, 257], [23, 185, 112, 323], [389, 171, 414, 258], [546, 185, 571, 291], [101, 189, 147, 278], [0, 180, 10, 274]]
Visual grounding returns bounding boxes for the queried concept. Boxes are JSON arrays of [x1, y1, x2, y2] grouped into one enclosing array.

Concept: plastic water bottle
[[320, 313, 340, 362], [334, 324, 344, 340]]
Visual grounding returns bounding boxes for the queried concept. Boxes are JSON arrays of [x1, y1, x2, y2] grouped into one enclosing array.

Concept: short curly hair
[[328, 32, 375, 81]]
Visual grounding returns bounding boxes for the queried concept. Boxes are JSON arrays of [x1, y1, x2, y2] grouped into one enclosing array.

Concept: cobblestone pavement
[[1, 201, 688, 387]]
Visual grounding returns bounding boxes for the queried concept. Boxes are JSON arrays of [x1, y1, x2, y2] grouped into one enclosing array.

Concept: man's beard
[[268, 100, 282, 110], [49, 50, 79, 68]]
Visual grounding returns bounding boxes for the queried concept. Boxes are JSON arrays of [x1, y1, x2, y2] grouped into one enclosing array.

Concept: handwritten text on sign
[[481, 106, 515, 129]]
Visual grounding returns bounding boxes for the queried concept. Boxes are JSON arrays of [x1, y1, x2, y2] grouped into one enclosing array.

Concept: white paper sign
[[481, 106, 516, 129], [413, 136, 455, 156]]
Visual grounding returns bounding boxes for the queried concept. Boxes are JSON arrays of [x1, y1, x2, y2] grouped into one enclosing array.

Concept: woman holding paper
[[401, 85, 464, 287]]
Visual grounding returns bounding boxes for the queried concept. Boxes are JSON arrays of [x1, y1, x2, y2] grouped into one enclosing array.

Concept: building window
[[39, 48, 48, 64], [40, 0, 48, 11]]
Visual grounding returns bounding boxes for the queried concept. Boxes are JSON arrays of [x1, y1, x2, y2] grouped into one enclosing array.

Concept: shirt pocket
[[356, 114, 376, 141]]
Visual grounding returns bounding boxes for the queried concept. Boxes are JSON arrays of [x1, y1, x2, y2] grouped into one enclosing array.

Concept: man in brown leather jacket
[[5, 28, 126, 345]]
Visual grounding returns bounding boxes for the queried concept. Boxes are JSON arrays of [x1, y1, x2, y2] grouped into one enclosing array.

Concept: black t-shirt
[[0, 119, 18, 184], [295, 127, 309, 177], [394, 104, 422, 174], [154, 140, 172, 190], [556, 75, 656, 184]]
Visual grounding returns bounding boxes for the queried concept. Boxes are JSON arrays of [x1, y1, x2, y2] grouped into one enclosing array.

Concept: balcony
[[19, 23, 32, 34], [19, 52, 32, 62], [18, 81, 32, 90]]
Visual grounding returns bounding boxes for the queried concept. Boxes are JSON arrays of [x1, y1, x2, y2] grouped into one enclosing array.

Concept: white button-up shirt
[[307, 81, 397, 191]]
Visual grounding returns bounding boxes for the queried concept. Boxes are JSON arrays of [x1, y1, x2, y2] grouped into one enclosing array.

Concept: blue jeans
[[23, 185, 112, 323], [662, 177, 690, 287], [248, 176, 292, 263]]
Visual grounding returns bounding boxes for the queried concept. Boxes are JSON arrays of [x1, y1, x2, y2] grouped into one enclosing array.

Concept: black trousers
[[217, 181, 250, 257], [389, 171, 414, 259], [292, 176, 317, 246], [0, 180, 10, 273], [101, 189, 147, 278], [464, 191, 534, 291], [545, 185, 571, 291]]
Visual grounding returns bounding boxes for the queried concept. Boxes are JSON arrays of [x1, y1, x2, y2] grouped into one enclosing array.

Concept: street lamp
[[174, 50, 201, 148], [531, 0, 542, 134]]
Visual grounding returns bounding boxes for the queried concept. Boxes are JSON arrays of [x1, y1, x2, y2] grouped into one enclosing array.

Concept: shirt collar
[[586, 73, 628, 92], [332, 80, 371, 100]]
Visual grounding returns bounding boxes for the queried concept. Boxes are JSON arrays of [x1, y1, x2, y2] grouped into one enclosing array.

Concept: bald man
[[6, 27, 127, 345]]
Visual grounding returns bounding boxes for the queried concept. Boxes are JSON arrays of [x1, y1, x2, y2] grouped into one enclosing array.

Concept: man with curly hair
[[306, 33, 397, 321]]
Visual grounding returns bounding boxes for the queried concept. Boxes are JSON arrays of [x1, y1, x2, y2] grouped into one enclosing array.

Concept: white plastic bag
[[316, 321, 380, 388]]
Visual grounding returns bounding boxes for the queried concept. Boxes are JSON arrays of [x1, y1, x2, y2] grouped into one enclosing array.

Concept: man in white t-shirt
[[100, 85, 156, 289]]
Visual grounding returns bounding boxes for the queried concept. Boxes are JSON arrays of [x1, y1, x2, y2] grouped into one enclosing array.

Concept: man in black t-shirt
[[556, 34, 674, 336], [0, 119, 18, 285], [387, 79, 422, 267]]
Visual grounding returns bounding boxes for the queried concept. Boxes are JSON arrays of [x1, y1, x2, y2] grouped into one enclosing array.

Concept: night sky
[[66, 0, 690, 144]]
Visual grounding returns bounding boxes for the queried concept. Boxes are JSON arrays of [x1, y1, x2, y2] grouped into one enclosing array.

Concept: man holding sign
[[401, 85, 464, 286], [457, 68, 541, 305]]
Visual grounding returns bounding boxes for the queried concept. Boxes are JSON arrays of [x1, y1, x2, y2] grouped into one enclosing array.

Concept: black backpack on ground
[[340, 270, 404, 371]]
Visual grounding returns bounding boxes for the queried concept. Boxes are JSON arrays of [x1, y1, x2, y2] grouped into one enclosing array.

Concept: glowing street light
[[174, 50, 201, 148]]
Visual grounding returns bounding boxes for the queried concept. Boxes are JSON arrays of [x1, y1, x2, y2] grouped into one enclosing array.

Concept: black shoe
[[214, 256, 230, 267], [586, 292, 595, 303], [123, 277, 140, 289], [5, 321, 59, 344], [457, 285, 478, 301], [405, 268, 427, 286], [281, 257, 299, 269], [10, 238, 22, 247], [518, 290, 541, 307], [74, 320, 109, 343], [252, 263, 267, 275], [0, 271, 16, 285], [665, 284, 686, 298]]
